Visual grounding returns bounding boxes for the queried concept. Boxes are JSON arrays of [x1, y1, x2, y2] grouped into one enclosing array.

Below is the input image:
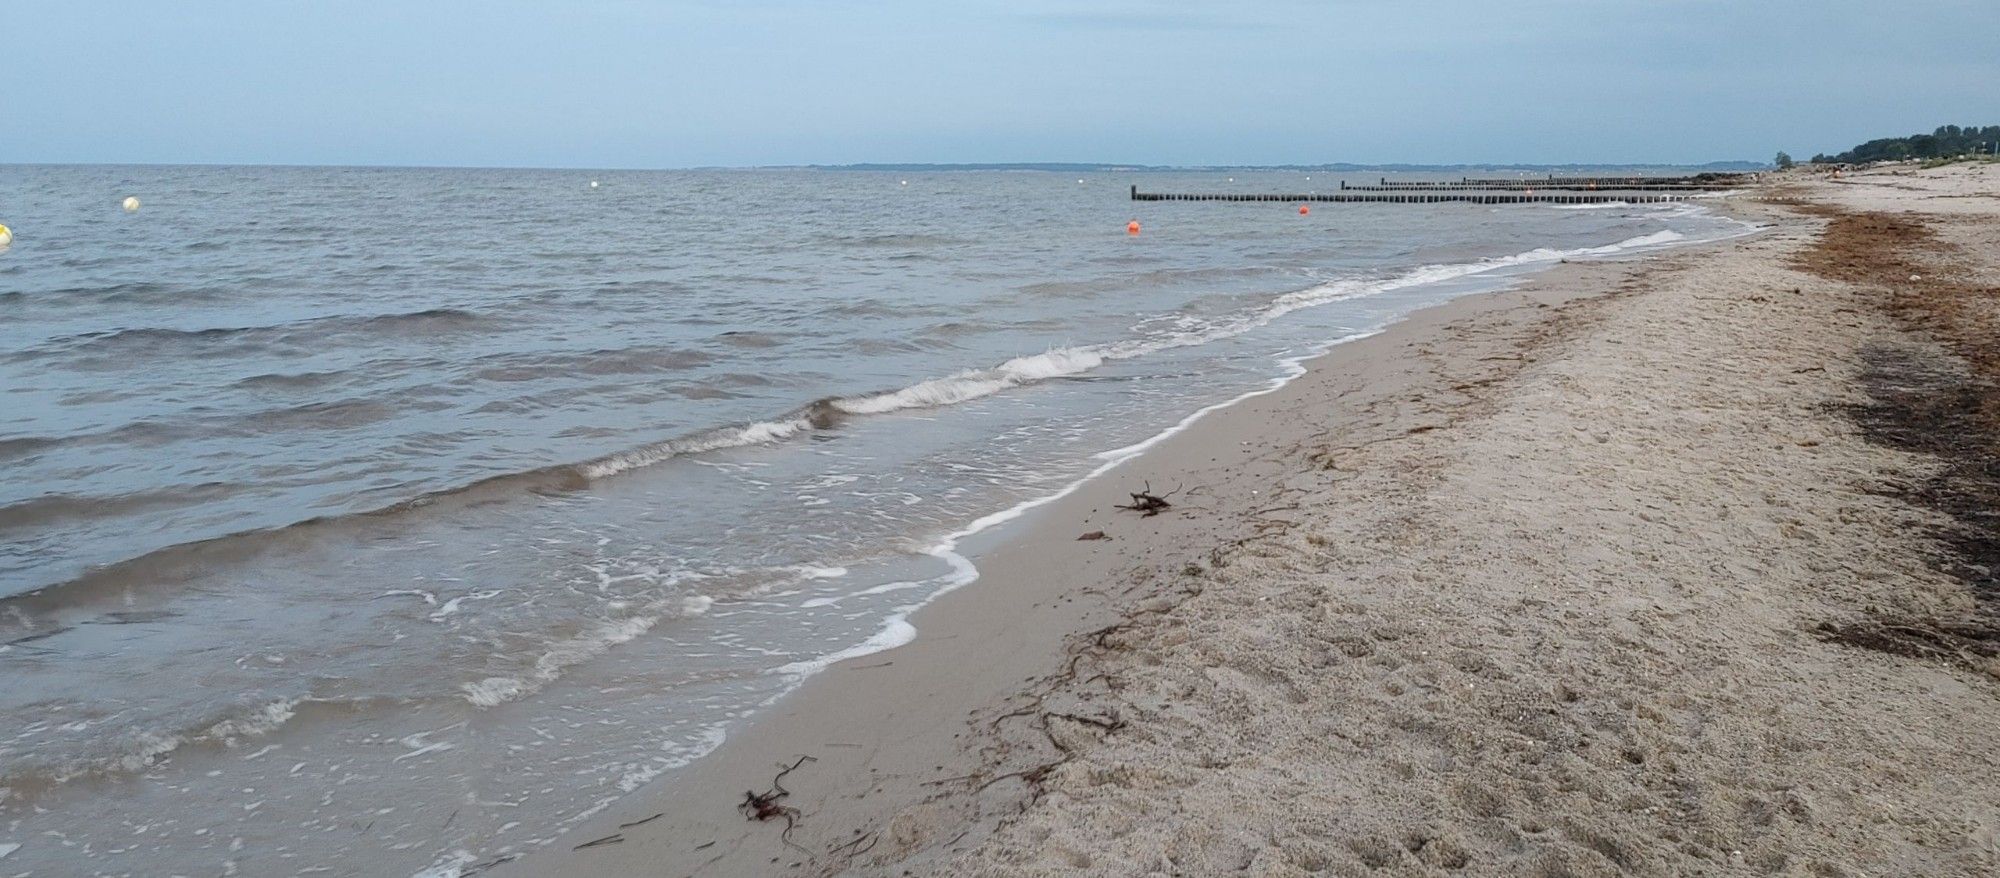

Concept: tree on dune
[[1813, 124, 2000, 163]]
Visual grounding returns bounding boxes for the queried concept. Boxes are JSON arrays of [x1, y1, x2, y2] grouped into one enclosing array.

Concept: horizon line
[[0, 158, 1766, 173]]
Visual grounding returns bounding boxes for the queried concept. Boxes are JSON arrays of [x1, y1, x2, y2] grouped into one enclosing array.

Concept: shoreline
[[504, 164, 2000, 877], [491, 226, 1749, 877]]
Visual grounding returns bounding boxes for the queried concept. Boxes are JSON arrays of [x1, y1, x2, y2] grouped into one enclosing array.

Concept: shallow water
[[0, 165, 1748, 875]]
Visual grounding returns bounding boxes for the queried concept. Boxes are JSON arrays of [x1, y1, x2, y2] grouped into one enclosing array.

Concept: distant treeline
[[1812, 125, 2000, 164]]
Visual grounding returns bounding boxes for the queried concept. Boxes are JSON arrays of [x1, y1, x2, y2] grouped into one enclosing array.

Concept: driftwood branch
[[1115, 481, 1181, 517], [739, 755, 817, 854]]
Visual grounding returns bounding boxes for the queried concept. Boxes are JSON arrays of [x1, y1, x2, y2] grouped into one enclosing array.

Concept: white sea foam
[[454, 613, 664, 707], [455, 564, 837, 707], [204, 699, 301, 743], [461, 677, 529, 708], [409, 850, 477, 878], [615, 724, 730, 793], [577, 416, 816, 479], [393, 729, 458, 763], [771, 618, 918, 677], [832, 347, 1108, 415], [455, 616, 661, 708], [13, 697, 309, 790], [801, 576, 929, 607], [428, 589, 501, 621]]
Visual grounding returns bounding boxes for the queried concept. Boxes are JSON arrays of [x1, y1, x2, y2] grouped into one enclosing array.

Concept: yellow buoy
[[0, 223, 12, 248], [123, 196, 141, 213]]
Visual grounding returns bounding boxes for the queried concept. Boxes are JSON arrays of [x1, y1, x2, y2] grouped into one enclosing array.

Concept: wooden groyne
[[1129, 186, 1706, 205], [1337, 181, 1737, 192], [1459, 174, 1748, 186], [1368, 175, 1748, 189]]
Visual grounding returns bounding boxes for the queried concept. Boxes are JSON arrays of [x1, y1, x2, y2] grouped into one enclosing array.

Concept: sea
[[0, 164, 1752, 876]]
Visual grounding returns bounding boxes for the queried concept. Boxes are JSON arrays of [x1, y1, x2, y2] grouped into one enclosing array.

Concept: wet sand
[[499, 164, 2000, 877]]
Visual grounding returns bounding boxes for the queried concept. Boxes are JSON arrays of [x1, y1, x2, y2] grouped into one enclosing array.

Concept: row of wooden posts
[[1128, 185, 1706, 205], [1459, 175, 1746, 186], [1337, 181, 1739, 192]]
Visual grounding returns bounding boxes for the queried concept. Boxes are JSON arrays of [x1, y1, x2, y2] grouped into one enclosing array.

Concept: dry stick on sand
[[827, 829, 881, 858], [739, 755, 817, 854], [617, 812, 664, 830], [568, 807, 674, 853]]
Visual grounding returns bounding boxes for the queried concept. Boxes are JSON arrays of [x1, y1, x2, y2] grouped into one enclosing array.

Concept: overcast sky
[[5, 1, 1996, 167]]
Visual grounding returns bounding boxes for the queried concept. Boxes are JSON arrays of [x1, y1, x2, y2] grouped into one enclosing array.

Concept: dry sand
[[500, 164, 2000, 878]]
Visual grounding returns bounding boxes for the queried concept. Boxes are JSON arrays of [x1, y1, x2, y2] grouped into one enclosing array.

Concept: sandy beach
[[495, 164, 2000, 878]]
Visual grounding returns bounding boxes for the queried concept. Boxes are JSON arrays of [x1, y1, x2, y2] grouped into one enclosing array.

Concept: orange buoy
[[1126, 220, 1141, 236], [1298, 204, 1310, 215]]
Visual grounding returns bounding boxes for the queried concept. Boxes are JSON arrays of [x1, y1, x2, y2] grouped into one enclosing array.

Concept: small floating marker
[[1298, 204, 1310, 215], [0, 223, 12, 248], [122, 196, 141, 213], [900, 180, 908, 186], [589, 180, 599, 188], [1126, 220, 1141, 236], [1077, 179, 1085, 184]]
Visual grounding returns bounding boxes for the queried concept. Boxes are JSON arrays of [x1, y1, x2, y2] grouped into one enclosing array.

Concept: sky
[[4, 1, 1997, 168]]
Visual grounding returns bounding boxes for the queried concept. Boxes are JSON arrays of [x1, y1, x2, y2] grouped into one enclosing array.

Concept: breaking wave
[[577, 226, 1697, 477], [0, 698, 305, 791]]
